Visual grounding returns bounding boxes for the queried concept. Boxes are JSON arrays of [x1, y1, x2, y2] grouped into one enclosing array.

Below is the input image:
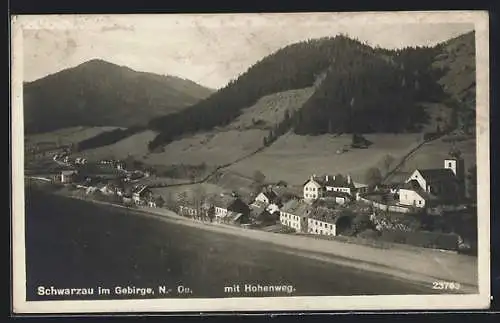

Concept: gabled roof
[[401, 179, 421, 190], [214, 195, 249, 213], [133, 184, 150, 195], [400, 180, 439, 201], [303, 178, 323, 187], [308, 207, 341, 224], [250, 204, 266, 217], [260, 190, 278, 201], [251, 200, 268, 208], [280, 199, 313, 217], [324, 176, 355, 189], [417, 169, 456, 183], [214, 195, 238, 209]]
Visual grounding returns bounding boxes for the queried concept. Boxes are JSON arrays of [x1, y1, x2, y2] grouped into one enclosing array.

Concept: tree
[[364, 167, 382, 187], [253, 170, 266, 186], [466, 165, 477, 202], [192, 185, 207, 220], [351, 213, 374, 235], [155, 196, 165, 208]]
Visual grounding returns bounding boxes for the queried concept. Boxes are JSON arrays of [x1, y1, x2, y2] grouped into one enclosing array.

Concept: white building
[[399, 156, 465, 208], [60, 169, 78, 183], [279, 199, 312, 232], [253, 189, 278, 205], [303, 176, 324, 201]]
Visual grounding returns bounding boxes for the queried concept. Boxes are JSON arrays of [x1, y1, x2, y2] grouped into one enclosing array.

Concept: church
[[398, 153, 465, 208]]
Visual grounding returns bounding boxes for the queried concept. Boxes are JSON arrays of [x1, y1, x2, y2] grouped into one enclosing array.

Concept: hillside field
[[227, 133, 424, 185], [25, 126, 121, 147], [393, 137, 476, 174]]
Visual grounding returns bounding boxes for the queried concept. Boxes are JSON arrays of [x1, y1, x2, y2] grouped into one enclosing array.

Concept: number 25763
[[432, 281, 461, 290]]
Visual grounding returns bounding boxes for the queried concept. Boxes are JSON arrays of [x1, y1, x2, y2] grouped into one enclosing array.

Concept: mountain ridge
[[146, 31, 475, 151], [23, 59, 214, 134]]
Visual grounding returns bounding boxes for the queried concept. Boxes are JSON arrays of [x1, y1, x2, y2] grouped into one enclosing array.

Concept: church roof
[[417, 169, 456, 183]]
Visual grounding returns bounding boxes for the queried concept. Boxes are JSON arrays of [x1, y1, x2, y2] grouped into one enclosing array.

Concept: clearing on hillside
[[225, 87, 315, 130]]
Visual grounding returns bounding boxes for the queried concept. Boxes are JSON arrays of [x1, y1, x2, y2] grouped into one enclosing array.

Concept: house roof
[[251, 200, 268, 209], [417, 169, 456, 183], [250, 204, 266, 217], [280, 199, 313, 217], [214, 195, 249, 212], [303, 178, 323, 187], [353, 182, 369, 189], [133, 184, 150, 195], [324, 176, 355, 189], [213, 195, 238, 209], [400, 180, 439, 201], [308, 207, 341, 224], [260, 190, 278, 201], [401, 179, 421, 191]]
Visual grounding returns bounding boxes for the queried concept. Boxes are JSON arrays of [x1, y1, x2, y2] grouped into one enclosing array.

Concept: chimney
[[325, 175, 329, 182], [347, 174, 352, 184]]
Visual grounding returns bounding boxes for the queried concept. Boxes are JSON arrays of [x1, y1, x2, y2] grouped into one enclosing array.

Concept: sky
[[20, 13, 475, 89]]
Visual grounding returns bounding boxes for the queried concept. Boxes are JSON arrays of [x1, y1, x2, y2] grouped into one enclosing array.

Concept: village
[[30, 144, 477, 256]]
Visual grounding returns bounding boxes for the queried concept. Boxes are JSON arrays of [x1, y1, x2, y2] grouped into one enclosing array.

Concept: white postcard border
[[11, 11, 491, 313]]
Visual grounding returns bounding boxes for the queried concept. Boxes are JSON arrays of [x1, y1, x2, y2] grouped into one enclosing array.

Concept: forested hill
[[147, 36, 375, 150], [147, 31, 475, 151], [24, 59, 214, 133], [293, 45, 444, 134]]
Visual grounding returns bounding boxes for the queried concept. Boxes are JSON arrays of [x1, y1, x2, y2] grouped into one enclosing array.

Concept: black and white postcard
[[11, 11, 490, 313]]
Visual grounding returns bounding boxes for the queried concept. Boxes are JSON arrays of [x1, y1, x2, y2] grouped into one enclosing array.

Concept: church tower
[[444, 149, 466, 199]]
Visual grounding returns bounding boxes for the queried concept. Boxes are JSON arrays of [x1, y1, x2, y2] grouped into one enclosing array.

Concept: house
[[179, 205, 198, 217], [279, 199, 313, 232], [254, 189, 278, 205], [353, 182, 369, 194], [307, 207, 339, 236], [213, 195, 251, 224], [250, 205, 276, 226], [399, 156, 465, 208], [324, 174, 356, 196], [132, 185, 153, 205], [303, 174, 357, 201], [61, 169, 78, 183], [303, 175, 325, 200]]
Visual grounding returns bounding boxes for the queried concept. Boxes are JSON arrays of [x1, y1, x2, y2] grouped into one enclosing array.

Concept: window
[[418, 200, 422, 205], [448, 162, 452, 167]]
